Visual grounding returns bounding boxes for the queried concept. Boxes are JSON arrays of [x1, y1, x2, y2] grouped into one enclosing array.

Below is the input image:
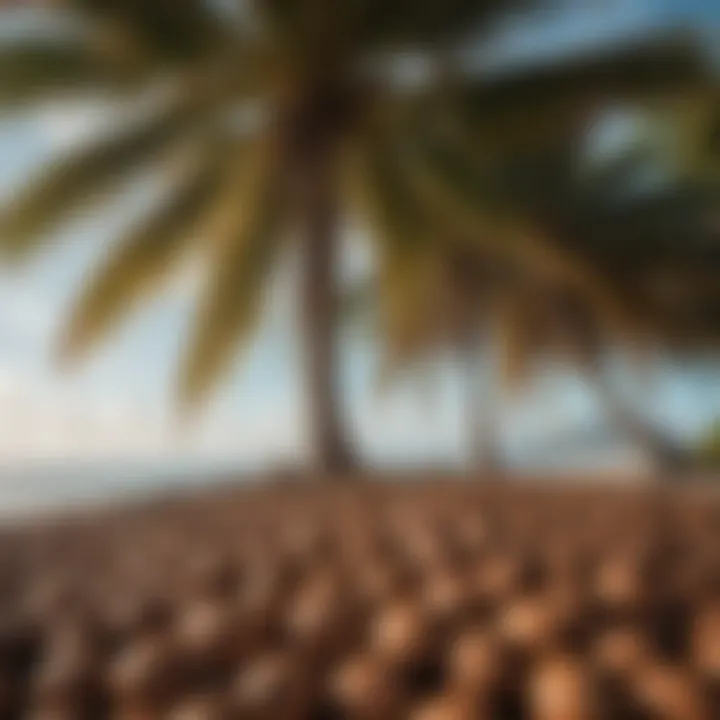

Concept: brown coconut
[[529, 655, 600, 720], [691, 605, 720, 681], [448, 629, 504, 693], [632, 662, 710, 720], [107, 636, 178, 717], [166, 694, 228, 720], [327, 652, 404, 719], [231, 650, 313, 720], [498, 595, 559, 656], [370, 599, 435, 668], [409, 692, 480, 720], [592, 625, 654, 678]]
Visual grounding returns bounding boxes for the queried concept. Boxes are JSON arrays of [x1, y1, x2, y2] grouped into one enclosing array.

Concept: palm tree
[[359, 238, 630, 473], [0, 1, 712, 473], [366, 136, 720, 473]]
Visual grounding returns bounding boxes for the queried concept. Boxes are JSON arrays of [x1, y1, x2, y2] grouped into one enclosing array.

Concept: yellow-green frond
[[398, 127, 510, 244], [177, 141, 284, 409], [58, 143, 235, 362], [0, 31, 145, 106], [347, 132, 436, 340], [53, 1, 226, 63], [647, 92, 720, 182], [398, 129, 640, 347], [465, 31, 710, 130], [0, 85, 208, 260], [510, 229, 640, 344], [350, 132, 432, 260]]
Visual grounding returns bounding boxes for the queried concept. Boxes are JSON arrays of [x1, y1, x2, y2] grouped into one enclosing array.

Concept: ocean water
[[0, 461, 250, 521]]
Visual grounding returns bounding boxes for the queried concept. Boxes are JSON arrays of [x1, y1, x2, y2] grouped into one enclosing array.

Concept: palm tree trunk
[[464, 330, 502, 476], [595, 373, 691, 477], [299, 147, 355, 477]]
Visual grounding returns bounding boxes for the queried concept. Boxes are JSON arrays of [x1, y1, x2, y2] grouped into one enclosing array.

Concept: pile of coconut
[[0, 482, 716, 719]]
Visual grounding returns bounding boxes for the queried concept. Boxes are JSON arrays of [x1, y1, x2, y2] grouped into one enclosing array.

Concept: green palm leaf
[[52, 1, 224, 62], [351, 133, 429, 257], [178, 142, 284, 408], [0, 83, 208, 259], [397, 123, 508, 242], [58, 143, 236, 361], [0, 32, 145, 106], [465, 32, 711, 132], [356, 0, 537, 49], [650, 93, 720, 182], [349, 133, 445, 364], [399, 121, 640, 340]]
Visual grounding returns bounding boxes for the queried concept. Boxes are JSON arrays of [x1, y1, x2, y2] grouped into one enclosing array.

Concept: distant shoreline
[[0, 468, 716, 529]]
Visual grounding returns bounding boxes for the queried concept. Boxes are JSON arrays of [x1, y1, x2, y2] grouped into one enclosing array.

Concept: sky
[[0, 0, 718, 476]]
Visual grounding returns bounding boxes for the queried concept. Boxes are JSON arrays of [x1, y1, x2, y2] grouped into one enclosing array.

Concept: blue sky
[[0, 0, 718, 472]]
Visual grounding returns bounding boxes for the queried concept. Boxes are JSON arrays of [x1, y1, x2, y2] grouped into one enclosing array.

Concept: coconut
[[632, 663, 710, 720], [591, 626, 653, 678], [355, 559, 398, 604], [284, 572, 358, 657], [473, 554, 521, 605], [174, 599, 236, 665], [498, 595, 558, 655], [166, 694, 227, 720], [30, 622, 100, 716], [422, 569, 471, 626], [327, 652, 404, 719], [448, 629, 503, 693], [231, 650, 312, 720], [691, 606, 720, 681], [107, 636, 177, 715], [529, 655, 599, 720], [370, 600, 435, 667], [592, 557, 645, 614], [408, 692, 478, 720]]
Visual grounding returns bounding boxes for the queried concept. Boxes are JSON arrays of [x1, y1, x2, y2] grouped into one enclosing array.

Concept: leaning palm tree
[[0, 1, 713, 473], [478, 133, 720, 473], [371, 233, 719, 474], [367, 136, 720, 473], [360, 236, 640, 472]]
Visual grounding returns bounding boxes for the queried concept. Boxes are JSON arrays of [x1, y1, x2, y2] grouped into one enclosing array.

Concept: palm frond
[[60, 0, 226, 61], [649, 93, 720, 183], [253, 0, 308, 44], [396, 116, 642, 343], [58, 142, 237, 362], [356, 0, 538, 49], [465, 31, 711, 126], [348, 133, 423, 284], [397, 123, 510, 243], [0, 35, 142, 106], [0, 84, 210, 259], [348, 131, 450, 370], [177, 141, 284, 408]]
